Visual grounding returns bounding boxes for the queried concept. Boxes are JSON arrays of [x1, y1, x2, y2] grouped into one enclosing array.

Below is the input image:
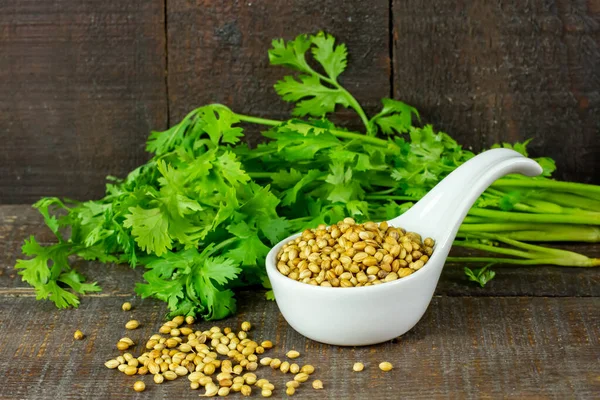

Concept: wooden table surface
[[1, 204, 599, 399]]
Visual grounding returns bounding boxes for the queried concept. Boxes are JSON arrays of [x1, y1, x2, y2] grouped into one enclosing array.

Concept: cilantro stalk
[[235, 113, 395, 149], [492, 178, 600, 198], [449, 233, 600, 267]]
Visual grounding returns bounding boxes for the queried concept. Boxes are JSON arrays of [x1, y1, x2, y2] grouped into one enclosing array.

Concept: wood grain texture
[[0, 294, 598, 399], [2, 205, 599, 297], [0, 0, 167, 204], [166, 0, 391, 144], [392, 0, 600, 184]]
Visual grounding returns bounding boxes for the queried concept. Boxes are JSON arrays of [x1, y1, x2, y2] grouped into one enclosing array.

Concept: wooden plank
[[0, 294, 597, 399], [166, 0, 391, 145], [2, 205, 599, 297], [0, 0, 167, 204], [392, 0, 600, 184]]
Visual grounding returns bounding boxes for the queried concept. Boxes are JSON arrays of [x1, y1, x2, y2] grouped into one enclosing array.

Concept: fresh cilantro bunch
[[16, 105, 292, 319], [16, 32, 600, 318]]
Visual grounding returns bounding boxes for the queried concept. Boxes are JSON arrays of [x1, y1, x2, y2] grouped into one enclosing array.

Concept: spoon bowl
[[266, 149, 543, 346]]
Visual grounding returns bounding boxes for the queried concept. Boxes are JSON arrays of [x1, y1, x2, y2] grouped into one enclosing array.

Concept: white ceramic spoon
[[266, 148, 543, 346]]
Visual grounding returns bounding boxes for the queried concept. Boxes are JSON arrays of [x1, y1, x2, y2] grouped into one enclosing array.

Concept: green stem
[[452, 241, 533, 259], [447, 256, 600, 267], [304, 65, 371, 134], [208, 237, 239, 255], [366, 195, 419, 201], [235, 114, 280, 126], [492, 178, 600, 197], [446, 257, 600, 266], [468, 207, 600, 225], [236, 114, 394, 149], [459, 223, 600, 242], [454, 232, 600, 266], [340, 87, 371, 134], [520, 190, 600, 212], [247, 172, 274, 179]]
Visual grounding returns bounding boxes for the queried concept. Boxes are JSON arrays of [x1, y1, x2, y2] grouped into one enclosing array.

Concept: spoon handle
[[388, 148, 542, 242]]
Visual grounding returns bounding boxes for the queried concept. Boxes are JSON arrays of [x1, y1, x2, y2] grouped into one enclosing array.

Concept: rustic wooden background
[[1, 0, 598, 204]]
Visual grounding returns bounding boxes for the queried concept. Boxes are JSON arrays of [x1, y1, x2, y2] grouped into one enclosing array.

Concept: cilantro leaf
[[270, 33, 354, 118], [310, 31, 348, 81], [371, 98, 420, 135], [268, 35, 312, 73], [263, 122, 341, 161], [324, 162, 364, 203], [464, 265, 496, 287], [274, 75, 350, 117], [124, 207, 172, 256]]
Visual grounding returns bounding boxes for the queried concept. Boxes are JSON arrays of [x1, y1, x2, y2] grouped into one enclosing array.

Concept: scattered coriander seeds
[[353, 362, 365, 372], [133, 381, 145, 392], [379, 361, 393, 372], [103, 318, 329, 397], [73, 330, 84, 340], [121, 302, 132, 311], [125, 320, 140, 330], [276, 219, 435, 287]]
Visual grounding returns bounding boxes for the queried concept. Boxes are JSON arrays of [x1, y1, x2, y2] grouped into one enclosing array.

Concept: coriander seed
[[73, 330, 84, 340], [133, 381, 145, 392], [379, 361, 393, 371], [353, 362, 364, 372], [300, 364, 315, 374], [294, 372, 309, 382], [241, 385, 252, 396], [241, 321, 252, 332], [121, 302, 132, 311], [116, 341, 130, 351], [286, 350, 300, 359], [125, 320, 139, 330], [105, 359, 120, 369]]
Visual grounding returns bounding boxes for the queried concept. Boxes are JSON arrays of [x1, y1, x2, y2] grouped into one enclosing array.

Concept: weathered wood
[[2, 205, 599, 297], [0, 0, 167, 204], [166, 0, 391, 145], [392, 0, 600, 184], [0, 294, 597, 399]]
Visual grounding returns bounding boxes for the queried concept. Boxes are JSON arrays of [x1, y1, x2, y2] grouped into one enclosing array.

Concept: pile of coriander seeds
[[276, 218, 435, 287], [104, 313, 321, 396]]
